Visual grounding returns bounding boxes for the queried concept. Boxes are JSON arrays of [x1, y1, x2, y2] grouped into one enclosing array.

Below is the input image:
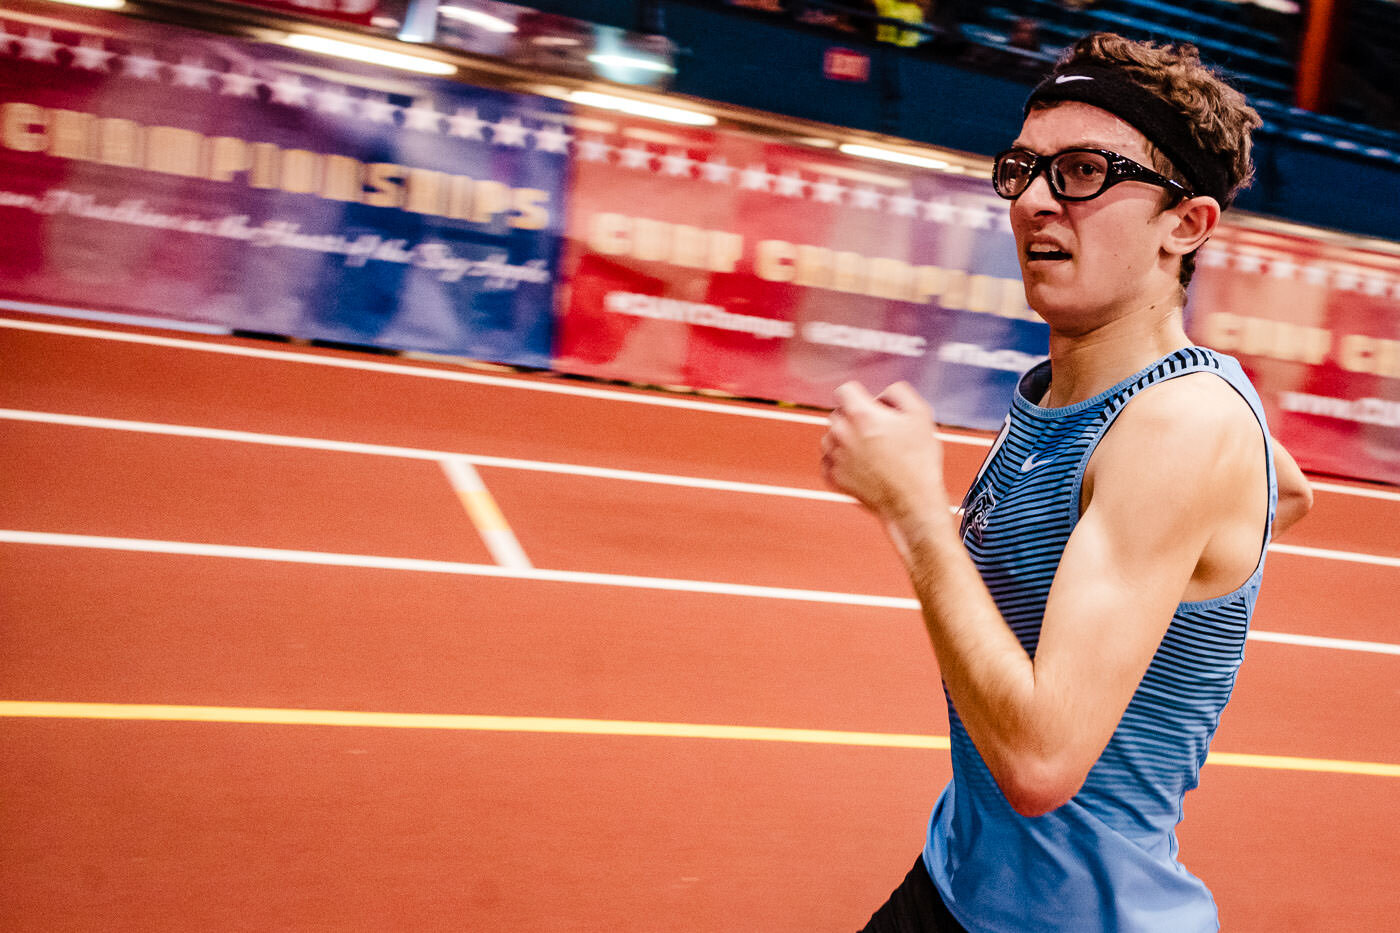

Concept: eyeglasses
[[992, 147, 1195, 202]]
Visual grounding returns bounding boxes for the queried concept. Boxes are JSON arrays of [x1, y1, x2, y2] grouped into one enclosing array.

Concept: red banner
[[1188, 226, 1400, 486], [552, 118, 1046, 430], [228, 0, 379, 26]]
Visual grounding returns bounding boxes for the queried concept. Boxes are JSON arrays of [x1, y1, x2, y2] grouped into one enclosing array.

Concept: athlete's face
[[1008, 102, 1185, 333]]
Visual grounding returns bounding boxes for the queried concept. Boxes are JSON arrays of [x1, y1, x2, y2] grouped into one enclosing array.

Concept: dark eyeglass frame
[[992, 147, 1196, 202]]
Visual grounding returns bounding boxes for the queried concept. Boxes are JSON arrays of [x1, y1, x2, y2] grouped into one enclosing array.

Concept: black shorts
[[859, 855, 969, 933]]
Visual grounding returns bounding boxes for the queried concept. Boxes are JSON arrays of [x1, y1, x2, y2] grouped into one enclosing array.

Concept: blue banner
[[0, 6, 567, 366]]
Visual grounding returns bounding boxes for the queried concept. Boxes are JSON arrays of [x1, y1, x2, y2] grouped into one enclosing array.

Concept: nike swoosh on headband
[[1055, 74, 1094, 84]]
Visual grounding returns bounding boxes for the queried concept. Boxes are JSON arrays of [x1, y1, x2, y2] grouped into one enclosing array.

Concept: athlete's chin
[[1023, 283, 1084, 323]]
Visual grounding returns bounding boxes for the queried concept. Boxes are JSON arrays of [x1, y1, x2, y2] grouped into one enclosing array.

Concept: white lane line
[[1247, 630, 1400, 655], [1309, 480, 1400, 503], [0, 530, 920, 609], [0, 315, 997, 445], [3, 530, 1398, 656], [5, 408, 1399, 564], [1270, 543, 1400, 569], [0, 408, 854, 502], [440, 457, 532, 569]]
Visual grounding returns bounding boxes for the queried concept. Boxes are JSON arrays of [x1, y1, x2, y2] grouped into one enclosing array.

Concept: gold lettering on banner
[[208, 136, 250, 182], [0, 102, 555, 229], [322, 154, 361, 202], [280, 148, 321, 194], [511, 189, 550, 231], [469, 179, 510, 224], [588, 213, 742, 273], [364, 162, 406, 209], [249, 142, 282, 189], [1203, 312, 1332, 365], [1339, 334, 1400, 378], [49, 109, 93, 160], [145, 126, 203, 177], [753, 234, 1029, 315], [2, 102, 47, 152], [755, 239, 796, 282], [97, 118, 142, 169]]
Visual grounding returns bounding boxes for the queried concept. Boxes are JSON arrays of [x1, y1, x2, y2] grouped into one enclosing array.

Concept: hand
[[821, 381, 950, 529]]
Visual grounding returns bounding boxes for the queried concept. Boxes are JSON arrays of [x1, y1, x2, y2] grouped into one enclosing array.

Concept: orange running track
[[2, 310, 1398, 932]]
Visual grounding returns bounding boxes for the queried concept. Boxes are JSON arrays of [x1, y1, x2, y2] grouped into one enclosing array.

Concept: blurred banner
[[551, 119, 1047, 429], [0, 6, 565, 367], [224, 0, 380, 26], [1, 7, 1397, 484], [1189, 226, 1400, 486]]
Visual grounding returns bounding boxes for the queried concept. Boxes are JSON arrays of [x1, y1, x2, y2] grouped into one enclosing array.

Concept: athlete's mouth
[[1026, 243, 1072, 263]]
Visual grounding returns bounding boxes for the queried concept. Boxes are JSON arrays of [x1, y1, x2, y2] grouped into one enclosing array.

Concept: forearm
[[892, 509, 1051, 805]]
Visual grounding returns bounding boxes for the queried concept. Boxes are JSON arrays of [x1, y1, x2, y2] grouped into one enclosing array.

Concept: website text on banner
[[1188, 226, 1400, 486], [551, 117, 1047, 431], [0, 3, 564, 368]]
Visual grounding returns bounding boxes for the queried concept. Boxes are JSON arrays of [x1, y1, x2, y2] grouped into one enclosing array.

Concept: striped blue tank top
[[923, 346, 1278, 933]]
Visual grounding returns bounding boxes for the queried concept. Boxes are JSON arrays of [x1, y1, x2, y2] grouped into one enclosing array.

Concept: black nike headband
[[1024, 64, 1232, 205]]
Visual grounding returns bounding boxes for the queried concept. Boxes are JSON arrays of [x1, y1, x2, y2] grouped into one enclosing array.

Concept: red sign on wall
[[823, 47, 870, 82]]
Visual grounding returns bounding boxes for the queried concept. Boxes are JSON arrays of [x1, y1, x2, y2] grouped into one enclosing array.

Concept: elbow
[[992, 757, 1086, 818], [1275, 479, 1314, 535]]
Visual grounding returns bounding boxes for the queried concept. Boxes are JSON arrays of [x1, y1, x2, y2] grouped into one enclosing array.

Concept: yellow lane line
[[4, 702, 1399, 777], [0, 702, 945, 749]]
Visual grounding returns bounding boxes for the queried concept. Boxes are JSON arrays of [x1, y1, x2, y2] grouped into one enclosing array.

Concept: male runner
[[822, 32, 1313, 932]]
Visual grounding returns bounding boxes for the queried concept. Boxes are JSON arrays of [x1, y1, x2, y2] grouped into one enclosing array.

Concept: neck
[[1042, 297, 1190, 407]]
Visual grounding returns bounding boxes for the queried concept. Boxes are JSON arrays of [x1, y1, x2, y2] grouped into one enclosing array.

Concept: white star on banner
[[773, 171, 807, 198], [403, 100, 444, 133], [660, 148, 695, 177], [959, 205, 993, 229], [1197, 248, 1230, 269], [315, 86, 357, 116], [811, 177, 845, 204], [851, 186, 883, 210], [447, 107, 487, 139], [922, 200, 956, 223], [1267, 258, 1299, 279], [220, 70, 261, 98], [491, 116, 530, 147], [1333, 270, 1361, 290], [887, 192, 920, 216], [1391, 282, 1400, 301], [1300, 265, 1330, 286], [123, 51, 165, 81], [269, 74, 313, 107], [170, 57, 217, 90], [578, 136, 613, 162], [1363, 276, 1389, 296], [360, 94, 399, 124], [1233, 254, 1265, 274], [71, 38, 116, 72], [19, 28, 60, 63], [618, 144, 654, 170], [534, 124, 572, 154], [699, 157, 735, 184], [739, 163, 774, 192]]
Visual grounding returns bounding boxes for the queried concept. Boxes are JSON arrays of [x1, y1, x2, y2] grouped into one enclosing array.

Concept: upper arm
[[1022, 376, 1263, 805], [1271, 437, 1313, 535]]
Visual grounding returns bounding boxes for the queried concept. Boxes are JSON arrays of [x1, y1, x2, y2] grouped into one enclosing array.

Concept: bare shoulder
[[1085, 371, 1265, 515]]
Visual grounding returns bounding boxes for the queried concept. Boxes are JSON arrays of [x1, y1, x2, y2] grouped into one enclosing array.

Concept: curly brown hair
[[1045, 33, 1262, 286]]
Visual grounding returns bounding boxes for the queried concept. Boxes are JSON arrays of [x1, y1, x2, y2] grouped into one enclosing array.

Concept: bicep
[[1032, 493, 1206, 768], [1029, 398, 1227, 775]]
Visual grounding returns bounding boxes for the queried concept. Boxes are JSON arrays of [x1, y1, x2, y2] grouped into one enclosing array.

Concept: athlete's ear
[[1162, 195, 1220, 258]]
